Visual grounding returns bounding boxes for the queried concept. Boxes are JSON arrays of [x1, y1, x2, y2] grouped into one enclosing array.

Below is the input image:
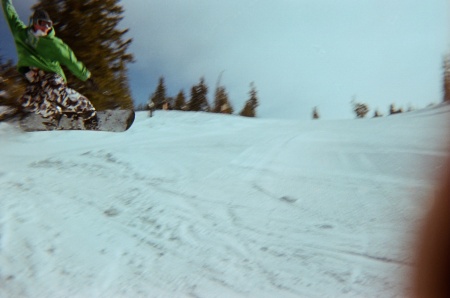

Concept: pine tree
[[373, 109, 383, 118], [389, 103, 403, 115], [33, 0, 134, 110], [351, 99, 369, 118], [444, 55, 450, 102], [150, 77, 167, 110], [173, 90, 187, 111], [189, 77, 210, 112], [389, 104, 395, 115], [240, 82, 259, 117], [213, 86, 233, 114], [0, 55, 26, 107], [312, 107, 319, 119]]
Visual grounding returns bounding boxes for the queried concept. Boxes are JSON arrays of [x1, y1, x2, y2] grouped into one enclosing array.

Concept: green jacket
[[1, 0, 90, 82]]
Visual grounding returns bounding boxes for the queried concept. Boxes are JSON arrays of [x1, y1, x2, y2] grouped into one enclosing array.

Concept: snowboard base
[[18, 109, 135, 132]]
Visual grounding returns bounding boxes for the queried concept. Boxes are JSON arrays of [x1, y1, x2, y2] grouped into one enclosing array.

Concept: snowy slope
[[0, 104, 449, 297]]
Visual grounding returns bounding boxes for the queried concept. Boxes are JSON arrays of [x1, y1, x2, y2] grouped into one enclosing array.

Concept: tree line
[[1, 0, 260, 118], [310, 101, 417, 120], [350, 101, 417, 119], [136, 76, 259, 118], [313, 55, 450, 120]]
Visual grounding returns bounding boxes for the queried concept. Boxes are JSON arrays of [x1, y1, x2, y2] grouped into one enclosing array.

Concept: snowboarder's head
[[30, 9, 53, 36]]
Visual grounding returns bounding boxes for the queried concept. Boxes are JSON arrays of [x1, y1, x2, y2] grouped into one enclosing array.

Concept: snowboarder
[[1, 0, 98, 128]]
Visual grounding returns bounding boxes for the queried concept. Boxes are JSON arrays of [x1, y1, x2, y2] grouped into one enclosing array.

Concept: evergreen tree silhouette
[[443, 55, 450, 102], [389, 104, 403, 115], [173, 90, 187, 111], [213, 86, 233, 114], [189, 77, 210, 112], [0, 54, 26, 108], [150, 77, 167, 110], [351, 99, 369, 118], [312, 107, 320, 119], [240, 82, 259, 117], [373, 109, 383, 118]]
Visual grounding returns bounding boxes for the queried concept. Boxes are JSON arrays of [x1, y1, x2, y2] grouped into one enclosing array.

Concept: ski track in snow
[[0, 105, 449, 297]]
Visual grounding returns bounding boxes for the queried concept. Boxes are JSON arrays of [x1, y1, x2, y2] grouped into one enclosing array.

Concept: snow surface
[[0, 105, 449, 297]]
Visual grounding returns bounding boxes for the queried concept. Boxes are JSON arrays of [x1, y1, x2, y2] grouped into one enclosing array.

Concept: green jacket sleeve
[[1, 0, 27, 33], [50, 38, 91, 82]]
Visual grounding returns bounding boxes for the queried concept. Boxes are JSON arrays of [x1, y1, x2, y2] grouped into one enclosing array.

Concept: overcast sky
[[1, 0, 449, 119]]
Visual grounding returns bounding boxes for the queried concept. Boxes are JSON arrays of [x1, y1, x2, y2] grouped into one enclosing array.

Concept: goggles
[[36, 19, 53, 28]]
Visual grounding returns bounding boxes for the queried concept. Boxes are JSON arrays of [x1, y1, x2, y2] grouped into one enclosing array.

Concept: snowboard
[[3, 109, 135, 132]]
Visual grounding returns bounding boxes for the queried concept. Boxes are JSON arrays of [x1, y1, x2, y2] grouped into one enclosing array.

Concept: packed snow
[[0, 104, 449, 297]]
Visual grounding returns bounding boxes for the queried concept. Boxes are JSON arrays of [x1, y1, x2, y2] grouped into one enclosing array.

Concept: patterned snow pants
[[19, 69, 96, 122]]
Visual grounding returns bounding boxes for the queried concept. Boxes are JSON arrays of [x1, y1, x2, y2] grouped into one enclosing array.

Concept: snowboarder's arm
[[1, 0, 27, 33], [51, 40, 91, 82]]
